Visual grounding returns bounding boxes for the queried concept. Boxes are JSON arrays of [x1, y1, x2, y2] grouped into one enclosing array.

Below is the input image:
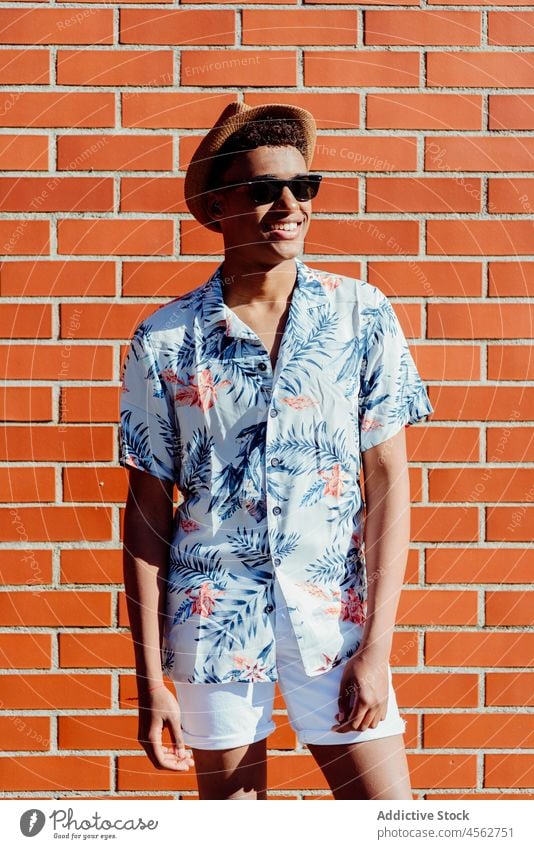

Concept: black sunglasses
[[220, 174, 322, 205]]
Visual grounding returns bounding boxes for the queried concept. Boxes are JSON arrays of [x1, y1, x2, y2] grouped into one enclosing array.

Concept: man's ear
[[206, 192, 224, 223]]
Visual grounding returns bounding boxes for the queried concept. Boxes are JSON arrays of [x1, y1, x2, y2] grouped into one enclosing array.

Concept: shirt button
[[271, 458, 280, 467], [264, 604, 274, 614], [273, 558, 281, 567], [269, 409, 278, 418], [272, 506, 281, 516], [258, 362, 267, 371]]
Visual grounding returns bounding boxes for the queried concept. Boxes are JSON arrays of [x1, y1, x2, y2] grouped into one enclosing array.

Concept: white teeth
[[268, 222, 299, 231]]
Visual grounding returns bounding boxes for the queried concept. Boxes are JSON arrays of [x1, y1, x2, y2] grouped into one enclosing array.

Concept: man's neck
[[220, 256, 298, 310]]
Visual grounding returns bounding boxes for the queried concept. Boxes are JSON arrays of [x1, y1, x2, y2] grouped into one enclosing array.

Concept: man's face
[[208, 145, 313, 267]]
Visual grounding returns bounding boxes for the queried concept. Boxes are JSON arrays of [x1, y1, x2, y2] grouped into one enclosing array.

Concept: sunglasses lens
[[249, 176, 322, 204]]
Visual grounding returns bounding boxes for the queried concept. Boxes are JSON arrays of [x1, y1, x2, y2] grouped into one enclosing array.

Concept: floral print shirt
[[119, 258, 433, 683]]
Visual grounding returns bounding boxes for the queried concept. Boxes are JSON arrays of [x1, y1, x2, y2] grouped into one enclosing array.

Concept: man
[[120, 102, 433, 800]]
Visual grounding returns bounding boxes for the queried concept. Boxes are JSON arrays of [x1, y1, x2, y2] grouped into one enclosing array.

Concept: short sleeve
[[358, 291, 433, 453], [119, 323, 179, 482]]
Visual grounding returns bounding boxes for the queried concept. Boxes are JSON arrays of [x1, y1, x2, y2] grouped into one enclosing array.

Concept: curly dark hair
[[208, 118, 307, 191]]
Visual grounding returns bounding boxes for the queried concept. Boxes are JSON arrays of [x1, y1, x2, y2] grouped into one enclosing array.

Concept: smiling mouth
[[263, 221, 304, 238]]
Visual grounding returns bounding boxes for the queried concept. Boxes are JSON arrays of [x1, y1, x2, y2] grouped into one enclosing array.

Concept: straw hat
[[184, 101, 317, 232]]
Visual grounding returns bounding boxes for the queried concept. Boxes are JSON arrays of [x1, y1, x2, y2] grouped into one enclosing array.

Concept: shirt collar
[[201, 257, 314, 341]]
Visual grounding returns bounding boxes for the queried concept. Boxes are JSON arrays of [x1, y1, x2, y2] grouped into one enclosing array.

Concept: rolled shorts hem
[[180, 720, 277, 751], [297, 718, 407, 747]]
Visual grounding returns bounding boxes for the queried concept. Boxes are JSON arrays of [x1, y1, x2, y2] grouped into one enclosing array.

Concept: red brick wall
[[1, 1, 533, 800]]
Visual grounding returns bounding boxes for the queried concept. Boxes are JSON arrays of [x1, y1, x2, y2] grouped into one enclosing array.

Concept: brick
[[426, 136, 534, 172], [0, 755, 110, 791], [486, 672, 534, 707], [0, 92, 114, 128], [486, 591, 534, 626], [244, 92, 360, 129], [0, 674, 111, 709], [61, 549, 123, 584], [391, 632, 419, 666], [426, 548, 534, 585], [309, 177, 360, 213], [410, 427, 480, 463], [0, 134, 48, 169], [59, 303, 157, 340], [312, 135, 417, 171], [427, 51, 534, 87], [0, 591, 111, 627], [60, 633, 135, 668], [411, 506, 478, 543], [0, 261, 116, 297], [122, 260, 217, 297], [429, 468, 534, 503], [117, 755, 197, 790], [0, 507, 112, 542], [394, 672, 478, 708], [305, 51, 419, 87], [0, 550, 53, 586], [0, 635, 51, 669], [266, 755, 330, 790], [0, 9, 113, 44], [405, 344, 480, 380], [425, 713, 534, 748], [429, 220, 534, 256], [57, 49, 174, 86], [367, 94, 482, 130], [489, 262, 534, 297], [429, 386, 532, 424], [0, 50, 49, 84], [59, 715, 140, 751], [0, 717, 50, 751], [1, 387, 52, 422], [426, 632, 534, 667], [242, 10, 357, 45], [305, 219, 419, 256], [485, 755, 534, 789], [181, 0, 294, 3], [487, 507, 534, 543], [60, 386, 120, 423], [487, 427, 534, 463], [366, 177, 481, 212], [389, 755, 474, 791], [488, 12, 534, 45], [0, 305, 51, 339], [121, 177, 187, 214], [181, 50, 296, 86], [120, 10, 234, 45], [0, 467, 55, 502], [57, 219, 174, 256], [397, 589, 478, 626], [488, 178, 534, 213], [488, 345, 534, 380], [0, 177, 113, 213], [63, 468, 128, 503], [364, 11, 480, 45], [57, 135, 173, 171], [0, 344, 113, 380], [0, 426, 114, 462], [368, 261, 482, 297], [122, 92, 235, 130], [428, 303, 533, 339], [0, 220, 49, 255], [489, 95, 534, 130]]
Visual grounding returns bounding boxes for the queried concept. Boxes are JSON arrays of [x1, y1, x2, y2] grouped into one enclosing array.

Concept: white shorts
[[171, 581, 407, 750]]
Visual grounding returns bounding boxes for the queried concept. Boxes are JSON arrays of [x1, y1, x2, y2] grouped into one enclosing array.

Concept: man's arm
[[359, 427, 411, 658], [123, 467, 174, 690], [123, 467, 193, 771], [331, 427, 410, 732]]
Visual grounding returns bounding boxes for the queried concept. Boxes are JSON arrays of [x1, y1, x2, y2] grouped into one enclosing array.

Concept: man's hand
[[330, 649, 389, 734], [138, 685, 194, 771]]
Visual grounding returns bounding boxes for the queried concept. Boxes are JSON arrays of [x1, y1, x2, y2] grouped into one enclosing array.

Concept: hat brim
[[184, 102, 317, 232]]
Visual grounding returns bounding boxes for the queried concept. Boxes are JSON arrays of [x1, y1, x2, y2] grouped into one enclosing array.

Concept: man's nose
[[274, 186, 299, 208]]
